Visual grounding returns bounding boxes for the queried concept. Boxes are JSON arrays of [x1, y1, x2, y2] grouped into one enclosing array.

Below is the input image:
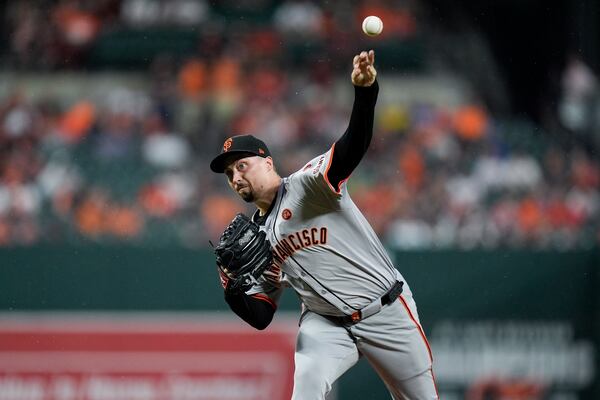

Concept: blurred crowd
[[0, 0, 598, 249], [3, 0, 420, 71]]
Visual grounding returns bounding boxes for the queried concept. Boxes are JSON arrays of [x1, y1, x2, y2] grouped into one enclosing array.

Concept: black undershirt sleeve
[[327, 80, 379, 191], [224, 291, 276, 330], [223, 83, 378, 328]]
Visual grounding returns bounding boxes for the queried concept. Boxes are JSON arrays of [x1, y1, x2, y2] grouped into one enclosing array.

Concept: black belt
[[328, 280, 404, 325]]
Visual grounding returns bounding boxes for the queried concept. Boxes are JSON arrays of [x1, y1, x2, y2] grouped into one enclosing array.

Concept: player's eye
[[237, 162, 247, 171]]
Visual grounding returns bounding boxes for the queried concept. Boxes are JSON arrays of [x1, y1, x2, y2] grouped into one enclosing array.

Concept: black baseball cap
[[210, 134, 271, 173]]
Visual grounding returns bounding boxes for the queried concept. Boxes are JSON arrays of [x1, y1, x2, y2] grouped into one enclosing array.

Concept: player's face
[[224, 156, 268, 203]]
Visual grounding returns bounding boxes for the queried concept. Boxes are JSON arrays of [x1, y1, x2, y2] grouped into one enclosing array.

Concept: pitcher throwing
[[210, 50, 439, 399]]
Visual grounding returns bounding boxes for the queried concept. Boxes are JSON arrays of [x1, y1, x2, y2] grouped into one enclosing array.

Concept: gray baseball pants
[[291, 293, 438, 400]]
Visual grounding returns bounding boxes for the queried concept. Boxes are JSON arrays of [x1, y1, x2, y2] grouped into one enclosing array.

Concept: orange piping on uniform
[[399, 295, 433, 362], [251, 293, 277, 309], [324, 144, 343, 194], [430, 367, 440, 399], [399, 295, 439, 398]]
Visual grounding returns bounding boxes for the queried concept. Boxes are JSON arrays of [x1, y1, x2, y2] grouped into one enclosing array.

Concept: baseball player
[[210, 50, 438, 399]]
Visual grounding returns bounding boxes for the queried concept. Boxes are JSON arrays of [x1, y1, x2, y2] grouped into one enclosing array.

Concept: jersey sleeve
[[292, 148, 350, 201], [225, 266, 285, 330], [245, 264, 286, 305]]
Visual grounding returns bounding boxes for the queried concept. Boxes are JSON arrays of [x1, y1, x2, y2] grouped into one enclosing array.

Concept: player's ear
[[265, 156, 274, 171]]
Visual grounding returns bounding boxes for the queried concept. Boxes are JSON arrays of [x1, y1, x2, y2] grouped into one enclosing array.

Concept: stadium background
[[0, 0, 598, 399]]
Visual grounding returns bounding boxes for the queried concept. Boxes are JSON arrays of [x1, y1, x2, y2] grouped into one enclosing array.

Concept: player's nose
[[231, 171, 244, 187]]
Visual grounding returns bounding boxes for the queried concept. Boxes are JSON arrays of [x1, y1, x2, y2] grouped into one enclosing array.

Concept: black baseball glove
[[214, 213, 273, 294]]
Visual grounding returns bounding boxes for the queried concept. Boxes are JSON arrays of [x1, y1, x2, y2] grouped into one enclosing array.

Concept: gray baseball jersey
[[248, 147, 410, 315], [247, 147, 438, 399]]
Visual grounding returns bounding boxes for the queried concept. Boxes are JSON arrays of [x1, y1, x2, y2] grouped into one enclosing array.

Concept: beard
[[241, 191, 255, 202], [238, 186, 255, 202]]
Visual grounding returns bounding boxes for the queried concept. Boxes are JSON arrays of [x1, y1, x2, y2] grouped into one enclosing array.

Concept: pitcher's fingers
[[367, 65, 377, 77], [360, 58, 369, 71]]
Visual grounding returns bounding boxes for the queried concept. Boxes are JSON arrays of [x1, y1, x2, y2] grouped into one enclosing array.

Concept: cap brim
[[210, 151, 258, 173]]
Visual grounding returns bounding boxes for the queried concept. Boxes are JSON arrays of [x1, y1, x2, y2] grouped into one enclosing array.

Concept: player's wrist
[[354, 78, 378, 89]]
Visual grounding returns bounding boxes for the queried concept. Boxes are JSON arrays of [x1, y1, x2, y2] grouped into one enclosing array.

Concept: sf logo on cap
[[223, 138, 233, 152]]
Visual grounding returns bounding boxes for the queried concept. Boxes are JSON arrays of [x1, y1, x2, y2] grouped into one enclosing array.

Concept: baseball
[[362, 16, 383, 36]]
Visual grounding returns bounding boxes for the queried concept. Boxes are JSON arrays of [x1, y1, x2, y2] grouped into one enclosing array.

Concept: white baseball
[[362, 16, 383, 36]]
